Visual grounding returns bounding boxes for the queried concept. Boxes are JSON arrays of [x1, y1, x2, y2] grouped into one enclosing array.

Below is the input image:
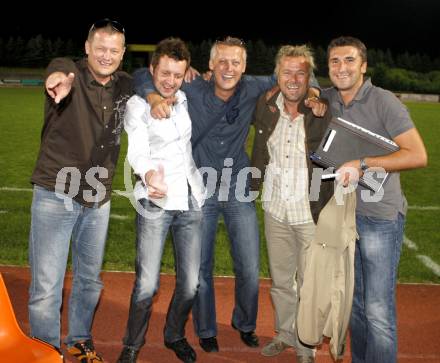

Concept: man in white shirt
[[117, 38, 205, 363]]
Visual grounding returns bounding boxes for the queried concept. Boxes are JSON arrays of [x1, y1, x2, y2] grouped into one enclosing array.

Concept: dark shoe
[[67, 339, 103, 362], [116, 346, 139, 363], [231, 322, 259, 347], [199, 336, 219, 352], [165, 338, 197, 362]]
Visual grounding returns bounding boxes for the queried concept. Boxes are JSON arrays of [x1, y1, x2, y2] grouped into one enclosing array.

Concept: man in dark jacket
[[250, 45, 333, 363], [28, 19, 132, 363]]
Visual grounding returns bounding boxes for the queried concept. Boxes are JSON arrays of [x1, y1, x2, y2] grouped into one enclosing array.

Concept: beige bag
[[297, 187, 357, 361]]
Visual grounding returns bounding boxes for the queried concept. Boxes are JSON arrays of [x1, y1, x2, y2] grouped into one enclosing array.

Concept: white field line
[[0, 187, 133, 220], [110, 214, 130, 220], [403, 236, 418, 251], [416, 255, 440, 277], [0, 186, 33, 192], [408, 205, 440, 211], [403, 236, 440, 277], [1, 186, 440, 207], [0, 186, 127, 195], [1, 186, 439, 276]]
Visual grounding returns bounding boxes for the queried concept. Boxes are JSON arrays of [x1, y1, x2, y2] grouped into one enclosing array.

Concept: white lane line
[[0, 209, 129, 221], [1, 187, 440, 209], [417, 255, 440, 277], [0, 187, 33, 192], [403, 236, 440, 277], [110, 214, 130, 220], [1, 186, 439, 277], [0, 187, 132, 221], [403, 236, 418, 251], [408, 205, 440, 211], [0, 186, 132, 198]]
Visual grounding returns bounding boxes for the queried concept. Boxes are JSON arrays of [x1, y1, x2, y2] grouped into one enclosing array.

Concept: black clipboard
[[310, 117, 399, 192]]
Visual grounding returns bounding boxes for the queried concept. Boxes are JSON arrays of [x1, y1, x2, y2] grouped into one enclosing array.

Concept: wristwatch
[[359, 158, 369, 172]]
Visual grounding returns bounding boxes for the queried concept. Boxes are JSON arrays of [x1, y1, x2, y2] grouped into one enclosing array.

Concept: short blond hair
[[210, 36, 247, 63], [88, 24, 125, 46], [275, 44, 315, 74]]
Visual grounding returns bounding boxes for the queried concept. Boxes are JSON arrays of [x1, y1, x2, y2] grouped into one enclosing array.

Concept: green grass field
[[0, 88, 439, 283]]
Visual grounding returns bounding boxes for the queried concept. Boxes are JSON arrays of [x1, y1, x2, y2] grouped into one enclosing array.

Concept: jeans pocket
[[363, 215, 397, 226]]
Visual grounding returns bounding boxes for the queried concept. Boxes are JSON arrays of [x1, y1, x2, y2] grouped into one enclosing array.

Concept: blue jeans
[[192, 194, 260, 338], [122, 197, 202, 349], [351, 213, 405, 363], [28, 185, 110, 348]]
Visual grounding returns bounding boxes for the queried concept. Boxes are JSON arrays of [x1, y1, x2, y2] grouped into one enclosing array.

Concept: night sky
[[2, 0, 439, 58]]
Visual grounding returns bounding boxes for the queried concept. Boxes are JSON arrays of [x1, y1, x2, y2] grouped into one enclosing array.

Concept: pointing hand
[[46, 72, 75, 104]]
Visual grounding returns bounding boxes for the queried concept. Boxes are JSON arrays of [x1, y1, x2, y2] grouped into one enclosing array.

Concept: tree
[[371, 63, 389, 88], [23, 35, 44, 67], [396, 51, 412, 69], [0, 38, 4, 66], [384, 49, 394, 68], [314, 45, 327, 77], [367, 48, 377, 67], [4, 36, 25, 66], [198, 39, 212, 72]]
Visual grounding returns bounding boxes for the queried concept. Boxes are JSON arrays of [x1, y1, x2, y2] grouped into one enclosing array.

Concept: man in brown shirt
[[28, 19, 132, 363]]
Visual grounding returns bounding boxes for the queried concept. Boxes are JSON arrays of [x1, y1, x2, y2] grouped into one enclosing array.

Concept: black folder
[[310, 117, 399, 192]]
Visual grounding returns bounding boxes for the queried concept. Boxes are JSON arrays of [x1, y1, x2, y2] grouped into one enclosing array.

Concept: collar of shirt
[[161, 90, 187, 120], [275, 92, 303, 123], [78, 58, 116, 88], [207, 78, 242, 106], [336, 77, 373, 106]]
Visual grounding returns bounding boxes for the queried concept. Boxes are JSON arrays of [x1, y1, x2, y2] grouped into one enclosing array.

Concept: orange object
[[0, 273, 64, 362]]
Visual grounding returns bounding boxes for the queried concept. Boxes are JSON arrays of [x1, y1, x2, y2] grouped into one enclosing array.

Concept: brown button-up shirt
[[31, 58, 133, 207]]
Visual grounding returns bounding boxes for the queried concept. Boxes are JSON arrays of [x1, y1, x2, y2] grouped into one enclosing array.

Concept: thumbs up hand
[[145, 164, 168, 199]]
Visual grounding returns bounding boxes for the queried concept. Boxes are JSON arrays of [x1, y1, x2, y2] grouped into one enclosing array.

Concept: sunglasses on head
[[89, 18, 125, 34], [215, 37, 245, 47]]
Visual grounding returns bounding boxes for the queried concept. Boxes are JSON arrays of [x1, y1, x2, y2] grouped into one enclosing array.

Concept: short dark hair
[[327, 36, 367, 63], [87, 18, 125, 45], [150, 37, 191, 70]]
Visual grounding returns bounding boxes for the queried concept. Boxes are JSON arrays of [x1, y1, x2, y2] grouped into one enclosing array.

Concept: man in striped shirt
[[250, 45, 334, 363]]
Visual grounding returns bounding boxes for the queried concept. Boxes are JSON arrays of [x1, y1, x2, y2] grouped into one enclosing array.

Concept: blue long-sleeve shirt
[[133, 69, 276, 190]]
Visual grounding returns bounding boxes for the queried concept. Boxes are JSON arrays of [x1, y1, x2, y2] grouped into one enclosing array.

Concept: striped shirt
[[262, 93, 313, 225]]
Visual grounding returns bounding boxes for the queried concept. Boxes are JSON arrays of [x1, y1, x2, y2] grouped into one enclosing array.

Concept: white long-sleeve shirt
[[124, 92, 205, 210]]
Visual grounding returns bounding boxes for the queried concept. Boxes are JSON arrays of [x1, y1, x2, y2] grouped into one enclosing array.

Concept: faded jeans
[[28, 185, 110, 348], [122, 196, 202, 349], [351, 213, 405, 363]]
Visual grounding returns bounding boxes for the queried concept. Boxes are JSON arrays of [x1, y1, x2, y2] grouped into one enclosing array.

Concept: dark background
[[1, 0, 439, 57]]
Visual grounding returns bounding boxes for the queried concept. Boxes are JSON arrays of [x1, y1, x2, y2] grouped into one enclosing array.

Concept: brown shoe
[[261, 339, 291, 356], [67, 339, 103, 363]]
